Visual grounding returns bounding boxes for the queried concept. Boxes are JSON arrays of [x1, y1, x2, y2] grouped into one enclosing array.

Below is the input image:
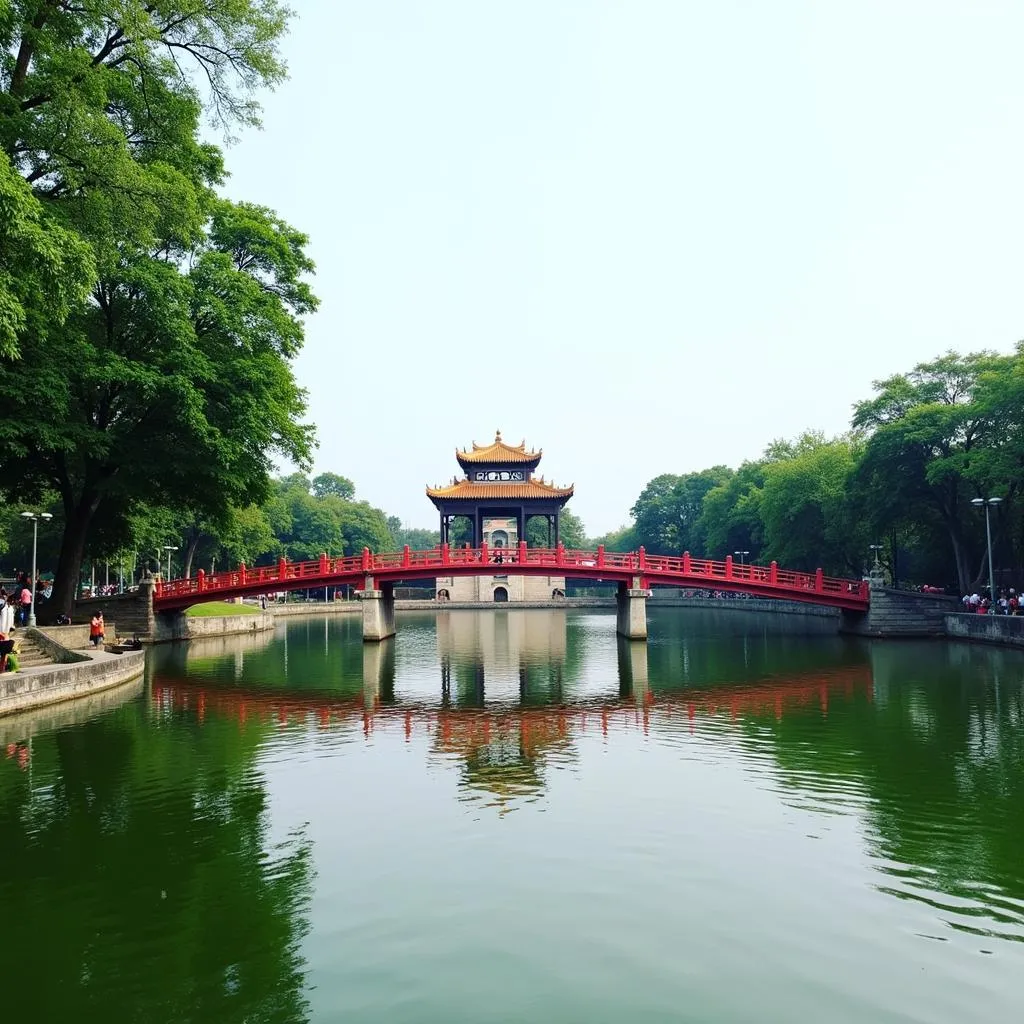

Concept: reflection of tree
[[745, 642, 1024, 936], [0, 702, 313, 1021], [646, 605, 867, 691]]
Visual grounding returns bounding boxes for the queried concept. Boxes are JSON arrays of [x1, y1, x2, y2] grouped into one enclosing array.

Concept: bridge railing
[[154, 547, 869, 604]]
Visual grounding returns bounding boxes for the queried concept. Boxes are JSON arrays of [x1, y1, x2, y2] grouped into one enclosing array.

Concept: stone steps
[[11, 633, 57, 669]]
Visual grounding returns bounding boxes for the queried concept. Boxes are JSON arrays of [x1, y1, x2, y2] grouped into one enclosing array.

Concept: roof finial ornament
[[495, 429, 502, 442]]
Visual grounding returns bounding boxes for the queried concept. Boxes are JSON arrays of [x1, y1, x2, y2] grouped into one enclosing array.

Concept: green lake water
[[1, 607, 1023, 1023]]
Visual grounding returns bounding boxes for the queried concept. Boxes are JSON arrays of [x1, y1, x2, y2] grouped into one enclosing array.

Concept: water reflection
[[147, 611, 1024, 950], [4, 609, 1023, 1022], [0, 679, 314, 1022]]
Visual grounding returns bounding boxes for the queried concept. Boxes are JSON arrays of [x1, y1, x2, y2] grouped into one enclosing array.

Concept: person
[[0, 634, 15, 673], [0, 597, 13, 636], [89, 612, 105, 647], [18, 582, 32, 626]]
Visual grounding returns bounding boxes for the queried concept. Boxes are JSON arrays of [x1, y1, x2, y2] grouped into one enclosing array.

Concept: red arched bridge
[[154, 543, 870, 617]]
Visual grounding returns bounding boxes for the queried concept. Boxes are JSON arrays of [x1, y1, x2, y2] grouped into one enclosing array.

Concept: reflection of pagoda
[[426, 431, 574, 602], [429, 608, 577, 813]]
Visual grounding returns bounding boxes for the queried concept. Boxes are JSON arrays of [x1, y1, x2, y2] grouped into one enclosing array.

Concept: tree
[[525, 509, 587, 547], [756, 433, 867, 575], [312, 473, 355, 500], [589, 524, 639, 552], [692, 460, 765, 559], [0, 201, 316, 616], [0, 153, 93, 358], [852, 352, 1010, 591], [630, 468, 733, 553], [0, 1, 308, 617]]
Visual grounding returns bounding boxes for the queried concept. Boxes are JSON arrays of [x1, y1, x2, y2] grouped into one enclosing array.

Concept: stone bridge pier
[[616, 580, 651, 640], [358, 579, 396, 642]]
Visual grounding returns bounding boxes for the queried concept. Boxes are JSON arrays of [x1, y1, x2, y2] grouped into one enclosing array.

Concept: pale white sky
[[225, 1, 1024, 535]]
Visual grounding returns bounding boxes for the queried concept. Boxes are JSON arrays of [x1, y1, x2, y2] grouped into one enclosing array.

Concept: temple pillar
[[359, 579, 395, 641], [616, 580, 650, 640]]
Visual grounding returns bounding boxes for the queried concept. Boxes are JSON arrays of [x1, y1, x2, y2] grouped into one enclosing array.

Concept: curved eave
[[456, 453, 543, 473]]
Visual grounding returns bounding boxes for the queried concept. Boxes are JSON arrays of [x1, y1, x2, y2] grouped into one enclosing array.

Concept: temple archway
[[493, 586, 509, 603]]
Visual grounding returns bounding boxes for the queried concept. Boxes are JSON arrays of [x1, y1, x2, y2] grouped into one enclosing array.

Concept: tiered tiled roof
[[426, 478, 574, 501], [456, 431, 541, 467]]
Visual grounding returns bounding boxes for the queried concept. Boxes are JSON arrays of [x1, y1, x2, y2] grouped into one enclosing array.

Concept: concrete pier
[[359, 581, 396, 642], [616, 581, 651, 640]]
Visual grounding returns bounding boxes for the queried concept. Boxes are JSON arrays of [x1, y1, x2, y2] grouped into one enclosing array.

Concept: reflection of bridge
[[152, 639, 872, 812], [152, 666, 872, 735], [153, 545, 870, 641]]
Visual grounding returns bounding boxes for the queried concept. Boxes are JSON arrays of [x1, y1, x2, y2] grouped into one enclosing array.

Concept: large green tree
[[852, 352, 1011, 591], [0, 1, 312, 616], [0, 201, 316, 615], [755, 433, 867, 575], [0, 152, 93, 358], [630, 468, 733, 553]]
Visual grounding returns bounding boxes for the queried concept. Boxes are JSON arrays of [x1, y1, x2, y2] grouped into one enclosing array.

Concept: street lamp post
[[971, 497, 1003, 610], [19, 511, 53, 627], [733, 550, 750, 565], [869, 544, 883, 573], [163, 545, 179, 581]]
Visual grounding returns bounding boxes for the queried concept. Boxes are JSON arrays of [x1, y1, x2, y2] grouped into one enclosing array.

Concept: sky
[[223, 0, 1024, 535]]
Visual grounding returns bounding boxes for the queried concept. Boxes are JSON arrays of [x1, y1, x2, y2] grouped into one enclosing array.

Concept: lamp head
[[989, 497, 1003, 506], [20, 511, 33, 519], [40, 512, 53, 520], [971, 498, 984, 506]]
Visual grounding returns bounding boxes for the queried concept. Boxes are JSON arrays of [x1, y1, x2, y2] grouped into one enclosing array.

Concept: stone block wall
[[74, 579, 155, 638], [842, 583, 959, 637], [945, 613, 1024, 650]]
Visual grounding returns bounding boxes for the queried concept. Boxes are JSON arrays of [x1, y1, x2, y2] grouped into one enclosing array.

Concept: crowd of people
[[0, 573, 47, 627], [961, 589, 1021, 614]]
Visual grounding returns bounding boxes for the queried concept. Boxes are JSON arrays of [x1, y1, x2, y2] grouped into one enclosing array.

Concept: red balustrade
[[153, 548, 870, 610]]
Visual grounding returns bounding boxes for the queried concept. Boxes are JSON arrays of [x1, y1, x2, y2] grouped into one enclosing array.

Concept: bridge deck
[[153, 546, 870, 612]]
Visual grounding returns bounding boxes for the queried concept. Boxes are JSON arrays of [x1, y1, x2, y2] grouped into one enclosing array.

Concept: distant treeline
[[592, 349, 1024, 592]]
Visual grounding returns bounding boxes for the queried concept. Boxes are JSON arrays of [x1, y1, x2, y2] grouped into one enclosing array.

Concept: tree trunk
[[182, 533, 203, 580], [48, 500, 97, 621], [949, 528, 971, 595]]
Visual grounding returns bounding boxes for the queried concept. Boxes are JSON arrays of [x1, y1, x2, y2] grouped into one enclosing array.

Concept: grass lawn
[[186, 601, 259, 617]]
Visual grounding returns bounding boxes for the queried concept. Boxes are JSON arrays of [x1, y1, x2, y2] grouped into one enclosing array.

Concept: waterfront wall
[[75, 579, 155, 638], [944, 613, 1024, 650], [0, 674, 145, 744], [36, 623, 111, 651], [0, 650, 145, 717], [649, 595, 840, 619], [150, 611, 275, 643], [841, 584, 960, 637]]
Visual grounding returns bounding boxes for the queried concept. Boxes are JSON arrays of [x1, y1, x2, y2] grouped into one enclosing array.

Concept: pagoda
[[426, 431, 574, 602]]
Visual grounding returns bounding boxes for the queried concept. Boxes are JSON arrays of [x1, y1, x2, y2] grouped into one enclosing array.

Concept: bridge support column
[[358, 580, 395, 642], [616, 580, 651, 640]]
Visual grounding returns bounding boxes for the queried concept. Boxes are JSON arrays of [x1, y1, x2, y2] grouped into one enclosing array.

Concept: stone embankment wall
[[75, 579, 155, 638], [841, 585, 960, 637], [945, 613, 1024, 650], [151, 611, 275, 643], [37, 624, 110, 651], [649, 595, 840, 619], [1, 650, 145, 717]]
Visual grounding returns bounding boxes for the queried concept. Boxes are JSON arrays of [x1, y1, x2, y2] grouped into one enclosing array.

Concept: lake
[[1, 607, 1022, 1023]]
